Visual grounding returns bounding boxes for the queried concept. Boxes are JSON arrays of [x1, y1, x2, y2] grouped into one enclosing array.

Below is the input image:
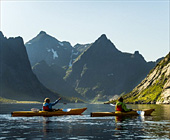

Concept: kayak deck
[[11, 107, 87, 117], [91, 109, 155, 117]]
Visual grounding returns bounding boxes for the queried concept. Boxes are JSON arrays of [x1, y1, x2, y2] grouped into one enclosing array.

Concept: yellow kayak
[[11, 107, 87, 117], [91, 109, 155, 117]]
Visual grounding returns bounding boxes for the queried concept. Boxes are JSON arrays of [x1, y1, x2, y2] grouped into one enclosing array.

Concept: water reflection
[[115, 116, 131, 130], [42, 117, 52, 135], [1, 104, 170, 139], [113, 116, 144, 139]]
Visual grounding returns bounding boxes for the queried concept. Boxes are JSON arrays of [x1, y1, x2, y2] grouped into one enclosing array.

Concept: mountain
[[64, 34, 157, 101], [25, 32, 161, 102], [25, 31, 91, 98], [123, 52, 170, 104], [32, 60, 82, 98], [25, 31, 91, 68], [26, 31, 88, 68], [70, 43, 92, 67], [25, 31, 72, 67], [74, 43, 91, 54], [0, 31, 61, 101]]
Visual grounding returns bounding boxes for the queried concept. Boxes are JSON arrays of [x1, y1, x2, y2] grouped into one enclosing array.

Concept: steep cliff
[[123, 52, 170, 104], [0, 31, 60, 101]]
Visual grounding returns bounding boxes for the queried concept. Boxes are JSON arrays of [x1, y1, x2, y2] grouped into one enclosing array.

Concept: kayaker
[[115, 97, 132, 112], [43, 97, 61, 111]]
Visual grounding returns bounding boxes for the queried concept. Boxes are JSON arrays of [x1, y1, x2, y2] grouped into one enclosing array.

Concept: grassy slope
[[107, 52, 169, 104], [0, 97, 41, 104]]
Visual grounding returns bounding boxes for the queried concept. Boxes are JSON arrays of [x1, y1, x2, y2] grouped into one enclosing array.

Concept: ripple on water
[[1, 109, 170, 140], [0, 137, 7, 140], [1, 131, 10, 134]]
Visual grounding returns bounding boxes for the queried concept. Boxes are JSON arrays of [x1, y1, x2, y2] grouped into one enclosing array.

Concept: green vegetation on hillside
[[0, 97, 17, 103], [108, 52, 170, 104], [123, 79, 164, 104], [75, 87, 91, 97], [0, 97, 41, 104], [64, 67, 72, 80]]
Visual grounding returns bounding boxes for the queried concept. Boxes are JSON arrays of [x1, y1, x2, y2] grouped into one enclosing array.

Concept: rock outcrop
[[123, 52, 170, 104]]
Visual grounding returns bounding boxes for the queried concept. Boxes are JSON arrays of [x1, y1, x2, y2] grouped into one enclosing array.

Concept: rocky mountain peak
[[0, 31, 4, 39], [95, 34, 109, 44], [33, 31, 54, 41], [131, 50, 146, 63], [39, 31, 47, 35], [134, 51, 139, 55], [90, 34, 119, 54], [25, 31, 73, 67], [99, 34, 107, 40]]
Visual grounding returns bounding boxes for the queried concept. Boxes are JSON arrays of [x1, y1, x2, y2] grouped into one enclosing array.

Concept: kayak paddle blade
[[137, 111, 145, 116], [110, 104, 115, 106]]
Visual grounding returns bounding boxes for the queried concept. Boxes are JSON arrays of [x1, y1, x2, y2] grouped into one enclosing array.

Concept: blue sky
[[1, 0, 169, 61]]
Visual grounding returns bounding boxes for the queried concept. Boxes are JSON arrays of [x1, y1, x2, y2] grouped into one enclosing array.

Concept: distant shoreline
[[0, 101, 42, 104], [0, 98, 42, 104]]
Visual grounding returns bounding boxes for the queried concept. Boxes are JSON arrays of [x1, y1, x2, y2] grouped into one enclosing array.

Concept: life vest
[[116, 104, 123, 111], [43, 103, 50, 111]]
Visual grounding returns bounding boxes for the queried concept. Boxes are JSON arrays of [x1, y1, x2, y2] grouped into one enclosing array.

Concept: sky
[[0, 0, 169, 61]]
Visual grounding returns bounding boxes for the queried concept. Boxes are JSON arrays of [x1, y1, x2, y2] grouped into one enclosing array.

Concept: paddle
[[110, 104, 145, 116], [136, 110, 145, 116], [31, 97, 71, 112], [54, 97, 71, 112], [110, 103, 115, 106], [31, 108, 72, 112]]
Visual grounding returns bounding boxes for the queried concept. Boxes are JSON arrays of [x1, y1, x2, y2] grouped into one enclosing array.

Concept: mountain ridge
[[25, 31, 163, 102], [0, 31, 61, 101], [123, 52, 170, 104], [64, 34, 157, 101]]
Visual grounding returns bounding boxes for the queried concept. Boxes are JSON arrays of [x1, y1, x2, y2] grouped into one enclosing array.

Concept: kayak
[[11, 107, 87, 117], [91, 109, 155, 117]]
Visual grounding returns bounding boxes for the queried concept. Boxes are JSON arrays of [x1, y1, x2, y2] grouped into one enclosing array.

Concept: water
[[0, 103, 170, 139]]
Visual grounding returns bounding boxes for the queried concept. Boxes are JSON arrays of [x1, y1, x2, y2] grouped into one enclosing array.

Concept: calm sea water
[[0, 103, 170, 140]]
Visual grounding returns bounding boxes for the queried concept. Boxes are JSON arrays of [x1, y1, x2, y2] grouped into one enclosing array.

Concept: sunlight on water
[[0, 104, 170, 139]]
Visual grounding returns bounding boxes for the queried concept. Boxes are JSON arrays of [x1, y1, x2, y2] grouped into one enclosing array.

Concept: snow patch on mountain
[[69, 61, 72, 67], [69, 50, 74, 67], [47, 48, 58, 59], [51, 49, 58, 59], [68, 49, 79, 67]]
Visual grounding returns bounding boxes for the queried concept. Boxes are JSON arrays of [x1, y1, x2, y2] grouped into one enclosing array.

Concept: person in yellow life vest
[[115, 97, 132, 112]]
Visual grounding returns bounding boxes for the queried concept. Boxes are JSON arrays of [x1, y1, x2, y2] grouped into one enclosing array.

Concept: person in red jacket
[[115, 97, 132, 112], [43, 97, 61, 111]]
